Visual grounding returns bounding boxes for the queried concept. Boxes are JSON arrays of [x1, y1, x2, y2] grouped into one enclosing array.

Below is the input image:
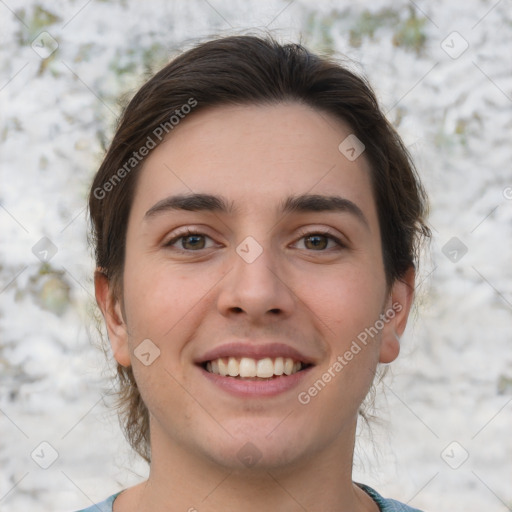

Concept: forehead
[[130, 103, 377, 224]]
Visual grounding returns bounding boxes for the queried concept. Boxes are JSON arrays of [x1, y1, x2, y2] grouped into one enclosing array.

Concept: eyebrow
[[144, 192, 369, 229]]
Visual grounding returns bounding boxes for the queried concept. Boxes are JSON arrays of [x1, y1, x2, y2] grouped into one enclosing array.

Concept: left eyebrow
[[280, 194, 370, 230], [144, 192, 369, 229]]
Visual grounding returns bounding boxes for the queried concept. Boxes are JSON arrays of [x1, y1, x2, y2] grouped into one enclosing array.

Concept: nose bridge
[[234, 233, 279, 292], [217, 233, 295, 318]]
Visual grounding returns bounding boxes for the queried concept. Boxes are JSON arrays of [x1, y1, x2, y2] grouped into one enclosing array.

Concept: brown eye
[[164, 230, 215, 251], [304, 234, 329, 250], [294, 231, 345, 251], [180, 234, 206, 250]]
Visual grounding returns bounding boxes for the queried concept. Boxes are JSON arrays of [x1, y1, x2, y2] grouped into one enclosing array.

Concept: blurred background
[[1, 0, 511, 510]]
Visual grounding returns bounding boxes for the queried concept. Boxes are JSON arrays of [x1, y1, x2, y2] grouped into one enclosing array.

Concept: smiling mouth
[[202, 357, 311, 380]]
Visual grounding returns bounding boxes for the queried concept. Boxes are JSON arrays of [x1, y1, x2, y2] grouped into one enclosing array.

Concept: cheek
[[297, 273, 384, 423], [121, 257, 220, 345], [122, 264, 204, 417], [298, 265, 386, 398], [304, 265, 386, 340]]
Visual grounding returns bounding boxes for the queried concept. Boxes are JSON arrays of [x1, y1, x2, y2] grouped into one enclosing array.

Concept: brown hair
[[88, 34, 430, 462]]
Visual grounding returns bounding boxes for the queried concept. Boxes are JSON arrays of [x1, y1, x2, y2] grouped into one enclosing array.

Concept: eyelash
[[164, 228, 346, 253], [295, 228, 346, 251]]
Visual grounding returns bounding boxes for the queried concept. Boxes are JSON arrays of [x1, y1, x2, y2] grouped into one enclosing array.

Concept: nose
[[216, 239, 296, 322]]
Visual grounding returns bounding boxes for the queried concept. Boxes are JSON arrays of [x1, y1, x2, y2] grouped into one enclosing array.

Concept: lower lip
[[199, 365, 313, 398]]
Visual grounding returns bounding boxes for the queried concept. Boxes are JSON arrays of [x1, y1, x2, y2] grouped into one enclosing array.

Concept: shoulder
[[357, 483, 425, 512], [73, 492, 121, 512]]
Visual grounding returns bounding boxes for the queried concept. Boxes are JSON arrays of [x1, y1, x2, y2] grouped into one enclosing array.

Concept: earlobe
[[94, 270, 131, 367], [379, 330, 401, 364], [379, 267, 415, 364]]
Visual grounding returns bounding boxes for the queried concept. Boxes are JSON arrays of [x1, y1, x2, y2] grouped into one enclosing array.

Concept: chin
[[199, 426, 316, 472]]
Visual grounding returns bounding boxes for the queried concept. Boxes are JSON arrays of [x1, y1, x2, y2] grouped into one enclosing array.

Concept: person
[[80, 34, 431, 512]]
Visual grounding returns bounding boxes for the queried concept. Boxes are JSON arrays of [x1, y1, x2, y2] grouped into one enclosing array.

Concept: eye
[[164, 229, 216, 251], [294, 230, 345, 251], [163, 228, 345, 252]]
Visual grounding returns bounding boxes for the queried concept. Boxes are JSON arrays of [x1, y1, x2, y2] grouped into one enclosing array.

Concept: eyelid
[[293, 227, 348, 249], [163, 228, 219, 250], [163, 226, 348, 252]]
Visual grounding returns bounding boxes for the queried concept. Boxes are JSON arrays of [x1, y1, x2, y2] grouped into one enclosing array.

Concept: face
[[97, 103, 414, 472]]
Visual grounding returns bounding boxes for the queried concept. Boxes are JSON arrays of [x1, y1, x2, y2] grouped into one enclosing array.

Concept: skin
[[95, 102, 415, 512]]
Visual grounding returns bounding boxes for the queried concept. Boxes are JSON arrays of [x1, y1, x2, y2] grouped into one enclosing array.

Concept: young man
[[83, 35, 430, 512]]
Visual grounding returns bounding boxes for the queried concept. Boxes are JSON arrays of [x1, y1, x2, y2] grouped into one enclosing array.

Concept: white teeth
[[227, 357, 238, 377], [283, 358, 294, 376], [218, 358, 228, 376], [256, 357, 274, 378], [205, 356, 304, 378], [239, 357, 257, 378], [274, 357, 284, 375]]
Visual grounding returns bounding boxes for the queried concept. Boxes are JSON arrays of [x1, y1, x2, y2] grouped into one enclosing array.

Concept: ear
[[94, 270, 131, 367], [379, 266, 415, 364]]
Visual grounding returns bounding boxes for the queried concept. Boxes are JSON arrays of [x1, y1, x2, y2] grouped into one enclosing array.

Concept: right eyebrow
[[144, 193, 235, 219]]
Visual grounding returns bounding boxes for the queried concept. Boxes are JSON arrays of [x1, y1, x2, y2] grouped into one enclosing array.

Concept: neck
[[130, 419, 375, 512]]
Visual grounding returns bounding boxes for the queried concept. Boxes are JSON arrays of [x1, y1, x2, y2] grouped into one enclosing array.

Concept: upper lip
[[195, 342, 316, 365]]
